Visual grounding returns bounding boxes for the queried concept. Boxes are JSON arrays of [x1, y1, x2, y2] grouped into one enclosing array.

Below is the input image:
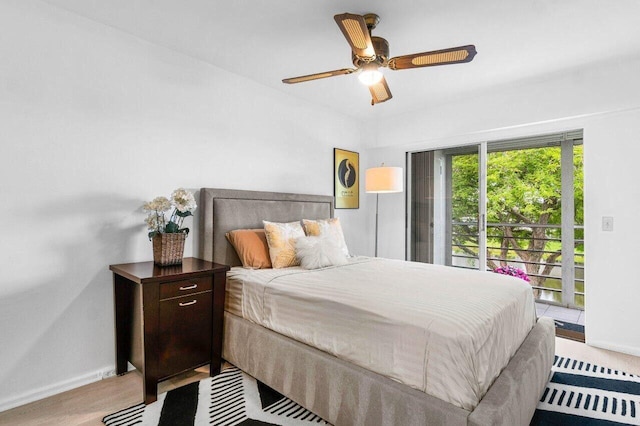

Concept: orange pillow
[[226, 229, 272, 269]]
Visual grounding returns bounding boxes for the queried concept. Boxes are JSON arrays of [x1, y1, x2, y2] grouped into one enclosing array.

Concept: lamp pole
[[365, 165, 403, 259], [375, 193, 379, 257]]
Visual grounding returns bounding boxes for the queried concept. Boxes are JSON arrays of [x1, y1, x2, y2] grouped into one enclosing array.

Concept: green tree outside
[[451, 146, 584, 303]]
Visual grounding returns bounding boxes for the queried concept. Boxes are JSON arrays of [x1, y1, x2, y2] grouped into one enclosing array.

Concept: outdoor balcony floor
[[536, 302, 585, 325]]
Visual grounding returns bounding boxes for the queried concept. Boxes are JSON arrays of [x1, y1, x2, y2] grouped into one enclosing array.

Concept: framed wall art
[[334, 148, 359, 209]]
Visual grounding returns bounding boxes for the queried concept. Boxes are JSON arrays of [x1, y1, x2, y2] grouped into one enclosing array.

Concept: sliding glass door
[[409, 131, 584, 308], [446, 152, 483, 269]]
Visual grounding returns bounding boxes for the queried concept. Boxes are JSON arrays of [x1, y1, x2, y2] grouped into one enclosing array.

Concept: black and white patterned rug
[[532, 356, 640, 425], [103, 367, 327, 426], [104, 357, 640, 426]]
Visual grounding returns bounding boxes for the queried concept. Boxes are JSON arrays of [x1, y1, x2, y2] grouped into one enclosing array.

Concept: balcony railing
[[450, 221, 584, 308]]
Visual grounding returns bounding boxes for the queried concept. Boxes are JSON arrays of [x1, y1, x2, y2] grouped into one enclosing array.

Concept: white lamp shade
[[365, 166, 404, 193]]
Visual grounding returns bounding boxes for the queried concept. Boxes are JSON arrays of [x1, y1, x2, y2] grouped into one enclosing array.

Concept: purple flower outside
[[493, 265, 530, 282]]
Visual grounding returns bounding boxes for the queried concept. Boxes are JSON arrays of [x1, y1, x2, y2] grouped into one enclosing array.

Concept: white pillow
[[302, 218, 350, 257], [295, 236, 348, 269]]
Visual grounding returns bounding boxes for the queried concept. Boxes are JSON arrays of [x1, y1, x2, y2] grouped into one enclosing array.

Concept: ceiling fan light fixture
[[358, 64, 383, 86]]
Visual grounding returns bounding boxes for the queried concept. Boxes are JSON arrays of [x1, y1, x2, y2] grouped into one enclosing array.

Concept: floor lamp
[[365, 165, 404, 257]]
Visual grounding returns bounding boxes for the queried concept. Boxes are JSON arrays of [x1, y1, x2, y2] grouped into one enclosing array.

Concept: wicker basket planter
[[152, 233, 186, 266]]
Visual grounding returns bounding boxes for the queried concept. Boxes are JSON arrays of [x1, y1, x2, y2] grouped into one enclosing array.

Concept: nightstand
[[109, 257, 230, 404]]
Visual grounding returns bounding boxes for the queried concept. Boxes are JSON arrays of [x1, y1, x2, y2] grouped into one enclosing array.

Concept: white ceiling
[[42, 0, 640, 120]]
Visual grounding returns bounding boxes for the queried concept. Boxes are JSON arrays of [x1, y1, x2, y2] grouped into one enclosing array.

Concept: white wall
[[3, 0, 640, 412], [0, 0, 366, 410], [583, 110, 640, 356], [364, 57, 640, 356]]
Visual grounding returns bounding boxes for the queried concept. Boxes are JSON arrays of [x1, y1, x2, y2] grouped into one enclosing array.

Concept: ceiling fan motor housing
[[352, 36, 389, 68]]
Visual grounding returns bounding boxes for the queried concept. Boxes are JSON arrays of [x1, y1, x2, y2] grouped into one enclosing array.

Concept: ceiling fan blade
[[368, 76, 392, 105], [389, 45, 477, 70], [282, 68, 356, 84], [334, 13, 376, 59]]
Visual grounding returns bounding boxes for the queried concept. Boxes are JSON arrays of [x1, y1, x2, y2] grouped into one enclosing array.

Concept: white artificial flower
[[142, 189, 196, 237], [145, 214, 159, 230], [143, 196, 171, 212], [171, 188, 197, 213]]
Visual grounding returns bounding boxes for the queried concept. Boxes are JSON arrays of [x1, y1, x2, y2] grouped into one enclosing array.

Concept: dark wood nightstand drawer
[[159, 276, 212, 300], [158, 291, 213, 379]]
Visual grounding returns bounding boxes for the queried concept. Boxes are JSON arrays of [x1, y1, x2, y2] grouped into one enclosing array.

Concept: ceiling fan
[[282, 13, 477, 105]]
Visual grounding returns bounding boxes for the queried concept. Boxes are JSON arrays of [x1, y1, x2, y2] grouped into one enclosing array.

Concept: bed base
[[223, 312, 555, 426], [199, 188, 556, 425]]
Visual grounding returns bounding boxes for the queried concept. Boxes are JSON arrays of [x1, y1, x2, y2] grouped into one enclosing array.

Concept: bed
[[198, 188, 555, 426]]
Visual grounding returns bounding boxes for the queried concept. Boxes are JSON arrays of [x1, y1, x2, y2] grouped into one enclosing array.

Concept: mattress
[[225, 257, 536, 411], [225, 270, 244, 317]]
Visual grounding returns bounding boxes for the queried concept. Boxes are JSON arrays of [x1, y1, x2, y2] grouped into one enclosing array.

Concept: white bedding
[[226, 257, 536, 411]]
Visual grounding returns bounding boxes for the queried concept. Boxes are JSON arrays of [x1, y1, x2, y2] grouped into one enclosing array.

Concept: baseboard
[[586, 339, 640, 358], [0, 365, 115, 413]]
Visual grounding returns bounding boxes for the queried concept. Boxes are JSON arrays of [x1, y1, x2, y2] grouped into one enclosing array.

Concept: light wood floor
[[0, 367, 211, 426], [1, 339, 639, 426]]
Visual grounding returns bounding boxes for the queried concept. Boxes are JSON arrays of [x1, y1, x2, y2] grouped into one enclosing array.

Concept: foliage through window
[[450, 145, 584, 306]]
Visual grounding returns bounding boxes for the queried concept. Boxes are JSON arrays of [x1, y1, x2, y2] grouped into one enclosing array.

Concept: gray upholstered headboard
[[198, 188, 334, 266]]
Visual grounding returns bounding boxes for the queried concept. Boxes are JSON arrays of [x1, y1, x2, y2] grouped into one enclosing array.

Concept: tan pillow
[[263, 220, 305, 268], [225, 229, 272, 269], [302, 218, 349, 257]]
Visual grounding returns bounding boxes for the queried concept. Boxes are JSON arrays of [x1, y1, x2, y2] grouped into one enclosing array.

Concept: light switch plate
[[602, 216, 614, 232]]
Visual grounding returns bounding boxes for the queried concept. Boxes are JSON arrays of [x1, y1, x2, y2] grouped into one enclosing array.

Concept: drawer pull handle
[[179, 300, 197, 307], [179, 284, 198, 291]]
